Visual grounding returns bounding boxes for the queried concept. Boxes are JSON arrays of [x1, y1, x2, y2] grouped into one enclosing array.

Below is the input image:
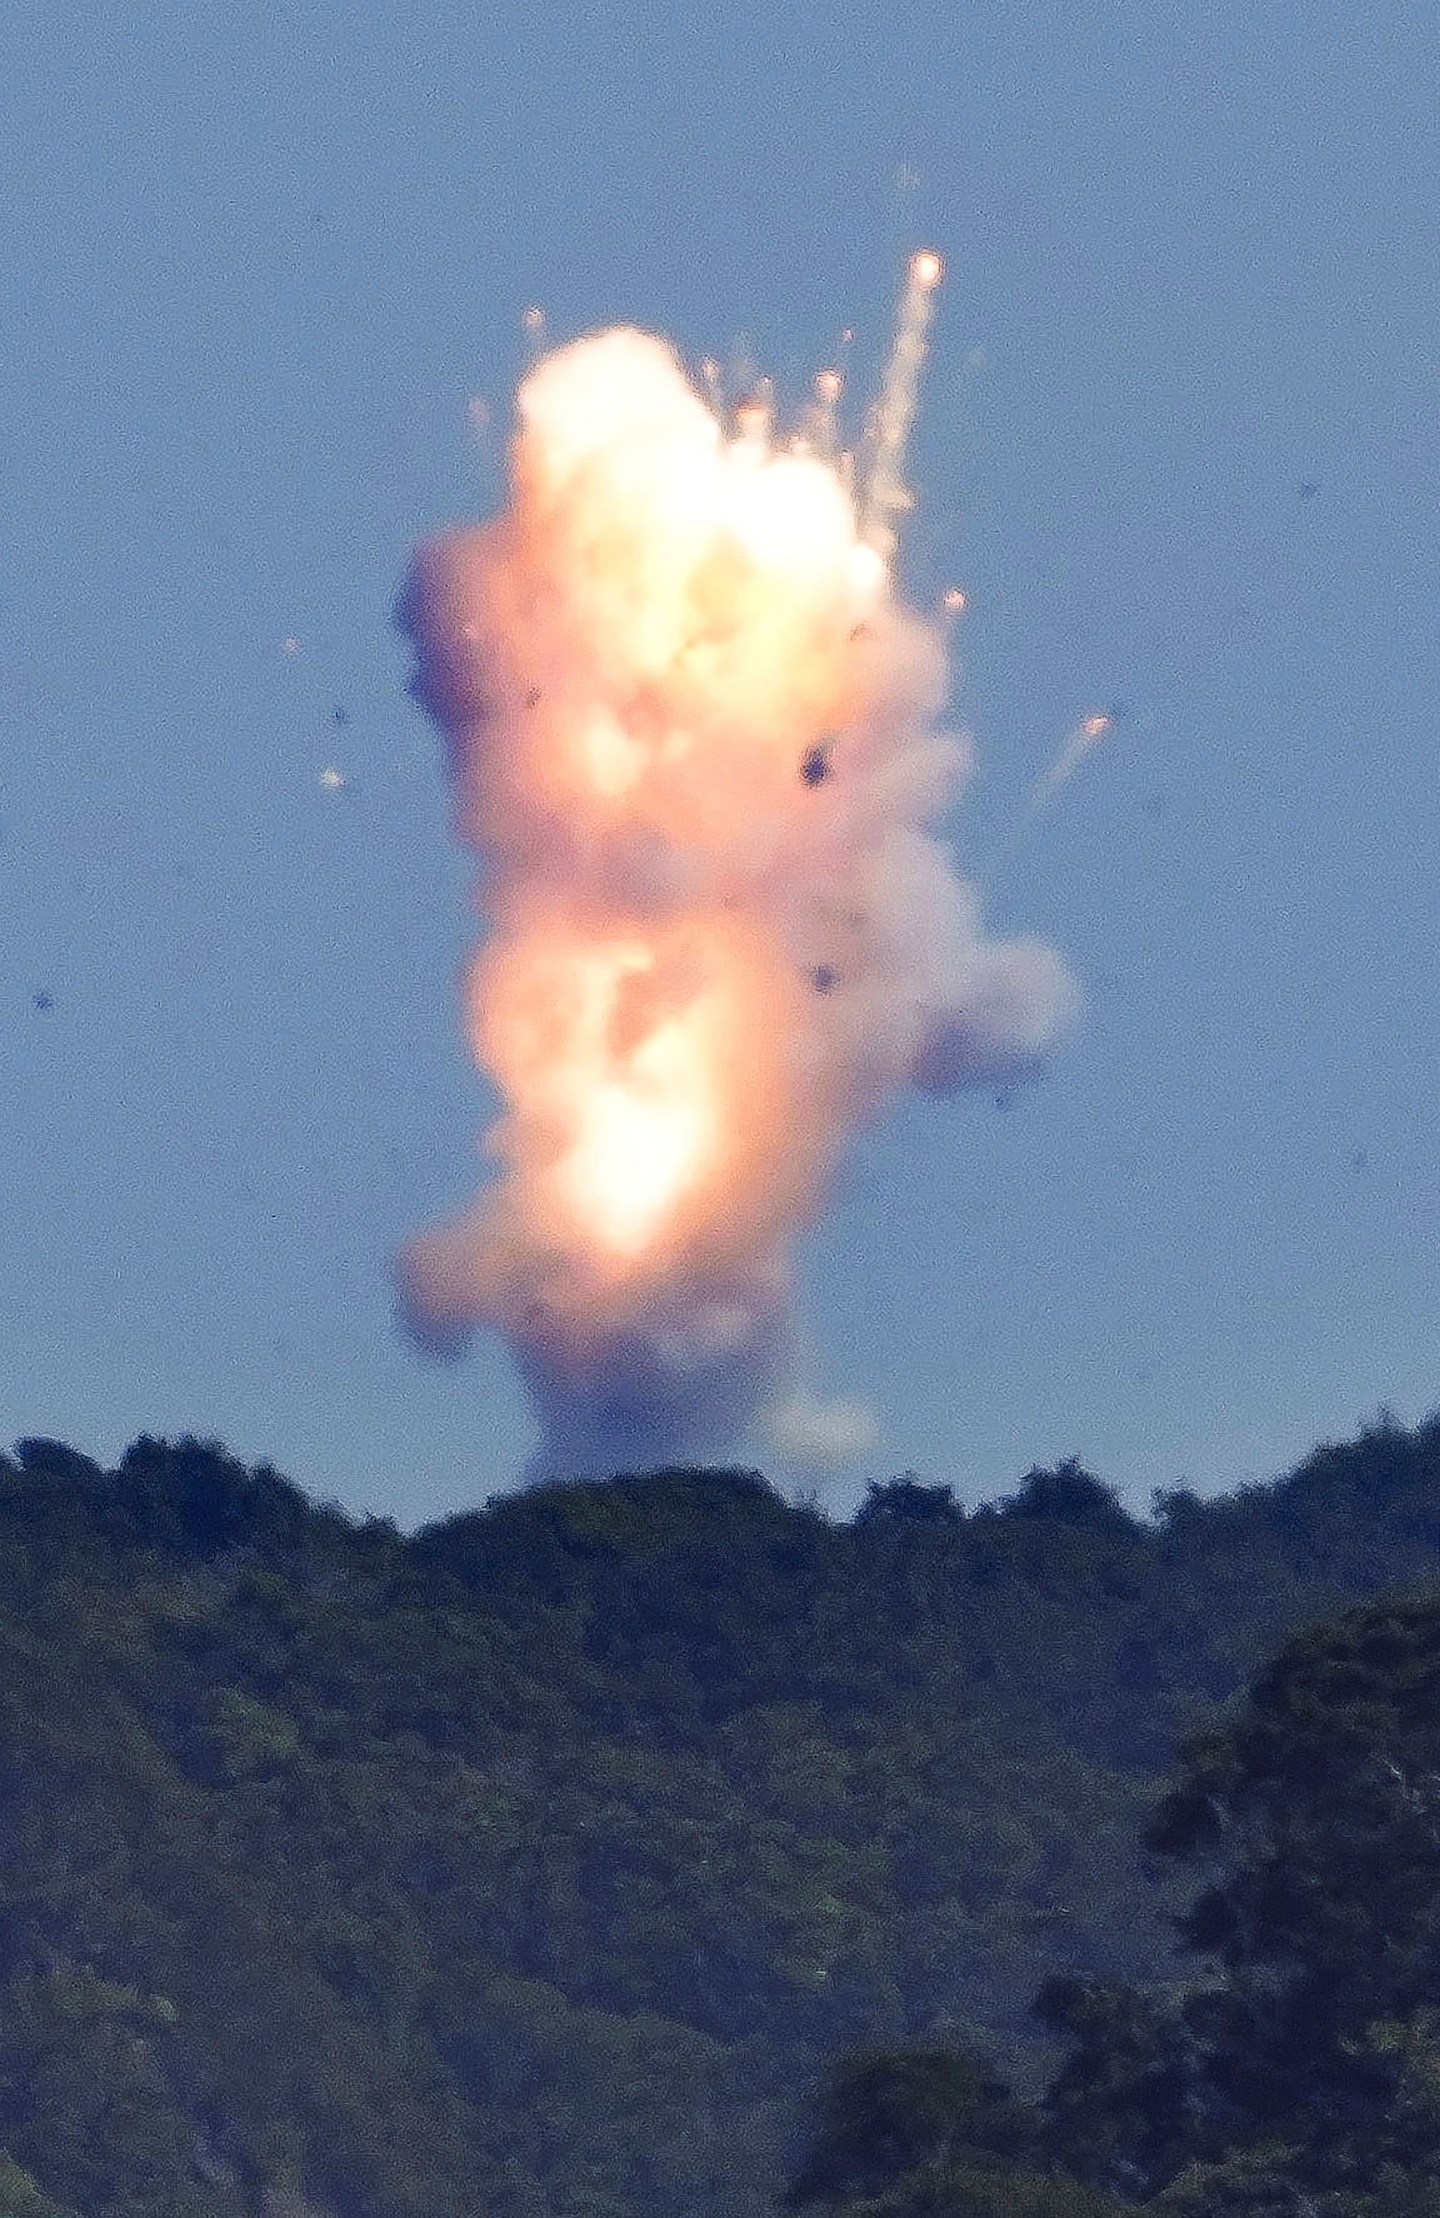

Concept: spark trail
[[982, 711, 1118, 884], [397, 256, 1076, 1478]]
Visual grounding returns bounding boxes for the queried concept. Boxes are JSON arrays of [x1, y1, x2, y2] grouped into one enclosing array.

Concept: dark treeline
[[3, 1415, 1440, 2217], [791, 1579, 1440, 2215]]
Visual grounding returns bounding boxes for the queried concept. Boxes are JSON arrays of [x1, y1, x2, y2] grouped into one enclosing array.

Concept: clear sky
[[3, 0, 1436, 1524]]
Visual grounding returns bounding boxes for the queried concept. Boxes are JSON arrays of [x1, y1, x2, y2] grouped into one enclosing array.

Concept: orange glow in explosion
[[397, 258, 1076, 1476]]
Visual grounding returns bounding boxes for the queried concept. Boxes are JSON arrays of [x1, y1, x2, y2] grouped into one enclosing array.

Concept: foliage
[[4, 1416, 1440, 2214], [791, 1453, 1440, 2218], [0, 2154, 80, 2218], [785, 2047, 1037, 2203]]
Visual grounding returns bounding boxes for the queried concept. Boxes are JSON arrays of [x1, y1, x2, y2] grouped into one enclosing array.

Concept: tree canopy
[[3, 1413, 1440, 2215]]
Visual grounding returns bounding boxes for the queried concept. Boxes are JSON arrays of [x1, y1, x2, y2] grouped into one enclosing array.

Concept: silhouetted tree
[[854, 1478, 963, 1528], [1002, 1461, 1138, 1535]]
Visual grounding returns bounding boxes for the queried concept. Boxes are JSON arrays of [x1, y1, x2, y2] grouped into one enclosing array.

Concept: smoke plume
[[398, 283, 1076, 1476]]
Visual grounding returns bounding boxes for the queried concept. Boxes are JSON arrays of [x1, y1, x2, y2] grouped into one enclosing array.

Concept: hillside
[[2, 1415, 1440, 2218]]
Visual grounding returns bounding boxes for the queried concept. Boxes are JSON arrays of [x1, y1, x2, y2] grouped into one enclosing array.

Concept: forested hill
[[3, 1415, 1440, 2218]]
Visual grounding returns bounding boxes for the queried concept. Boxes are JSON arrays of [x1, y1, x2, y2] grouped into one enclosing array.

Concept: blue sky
[[2, 0, 1436, 1522]]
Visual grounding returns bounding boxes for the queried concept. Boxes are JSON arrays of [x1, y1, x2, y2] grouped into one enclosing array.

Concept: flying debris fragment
[[521, 305, 547, 363], [982, 700, 1133, 883], [1027, 710, 1117, 813], [860, 249, 945, 559], [396, 256, 1077, 1476]]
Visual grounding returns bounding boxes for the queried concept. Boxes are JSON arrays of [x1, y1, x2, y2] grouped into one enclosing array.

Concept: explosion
[[398, 256, 1076, 1477]]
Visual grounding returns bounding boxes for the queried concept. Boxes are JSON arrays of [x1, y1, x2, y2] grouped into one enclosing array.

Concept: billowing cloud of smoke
[[397, 317, 1076, 1478]]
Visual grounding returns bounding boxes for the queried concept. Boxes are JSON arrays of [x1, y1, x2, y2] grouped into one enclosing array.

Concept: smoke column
[[397, 257, 1077, 1478]]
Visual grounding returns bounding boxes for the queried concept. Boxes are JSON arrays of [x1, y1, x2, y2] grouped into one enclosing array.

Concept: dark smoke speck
[[800, 743, 832, 787], [812, 964, 838, 994]]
